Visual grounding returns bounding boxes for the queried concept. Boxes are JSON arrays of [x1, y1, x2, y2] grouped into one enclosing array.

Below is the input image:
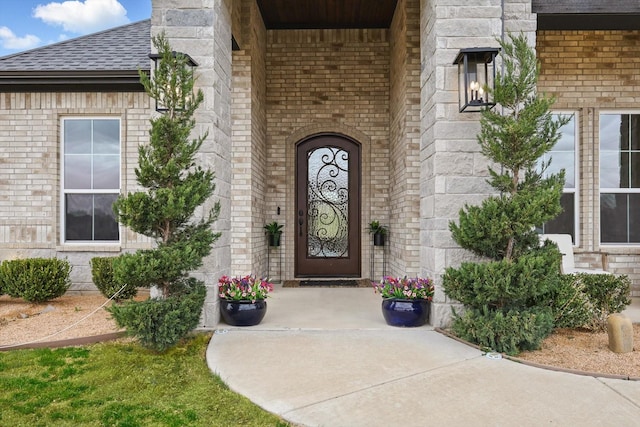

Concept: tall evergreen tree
[[109, 34, 220, 351], [442, 33, 569, 355]]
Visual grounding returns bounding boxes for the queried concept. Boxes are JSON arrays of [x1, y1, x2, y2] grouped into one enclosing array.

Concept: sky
[[0, 0, 151, 58]]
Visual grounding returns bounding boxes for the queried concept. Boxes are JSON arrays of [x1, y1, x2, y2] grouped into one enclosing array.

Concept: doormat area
[[283, 279, 371, 288]]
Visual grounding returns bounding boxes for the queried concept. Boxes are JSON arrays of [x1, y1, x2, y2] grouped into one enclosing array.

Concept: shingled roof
[[0, 19, 151, 91]]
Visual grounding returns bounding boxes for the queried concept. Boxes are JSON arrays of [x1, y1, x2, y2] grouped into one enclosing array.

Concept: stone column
[[151, 0, 233, 328], [420, 0, 537, 327]]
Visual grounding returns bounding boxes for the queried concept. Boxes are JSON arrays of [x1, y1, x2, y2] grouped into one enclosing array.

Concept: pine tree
[[109, 34, 220, 351], [442, 33, 569, 355]]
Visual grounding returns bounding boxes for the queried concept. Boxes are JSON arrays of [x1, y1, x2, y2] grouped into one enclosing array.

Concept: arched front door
[[295, 134, 361, 277]]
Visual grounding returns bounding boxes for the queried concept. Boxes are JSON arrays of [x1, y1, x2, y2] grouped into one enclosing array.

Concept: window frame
[[599, 110, 640, 247], [539, 110, 580, 245], [60, 116, 122, 244]]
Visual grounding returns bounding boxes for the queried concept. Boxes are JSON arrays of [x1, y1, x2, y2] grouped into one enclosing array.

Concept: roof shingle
[[0, 20, 150, 72]]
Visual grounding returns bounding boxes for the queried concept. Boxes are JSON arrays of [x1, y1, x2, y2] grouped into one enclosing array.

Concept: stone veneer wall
[[231, 0, 268, 278], [388, 0, 421, 277], [0, 91, 152, 291], [419, 0, 536, 326], [266, 28, 390, 280], [152, 0, 233, 327], [537, 30, 640, 296]]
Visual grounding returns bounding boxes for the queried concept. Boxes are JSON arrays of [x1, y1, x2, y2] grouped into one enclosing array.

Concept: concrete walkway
[[206, 287, 640, 427]]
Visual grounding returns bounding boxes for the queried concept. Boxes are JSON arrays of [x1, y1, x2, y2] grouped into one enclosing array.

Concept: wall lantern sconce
[[453, 47, 500, 113], [148, 51, 198, 112]]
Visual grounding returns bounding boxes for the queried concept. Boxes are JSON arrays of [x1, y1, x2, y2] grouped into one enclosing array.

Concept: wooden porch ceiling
[[256, 0, 399, 29]]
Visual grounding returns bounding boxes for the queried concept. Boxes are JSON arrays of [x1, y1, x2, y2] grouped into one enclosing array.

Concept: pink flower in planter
[[218, 275, 274, 302], [373, 276, 434, 301]]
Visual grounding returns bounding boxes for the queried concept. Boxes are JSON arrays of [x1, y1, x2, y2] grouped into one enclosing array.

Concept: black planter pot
[[381, 299, 430, 327], [268, 233, 281, 247], [373, 232, 385, 246], [220, 299, 267, 326]]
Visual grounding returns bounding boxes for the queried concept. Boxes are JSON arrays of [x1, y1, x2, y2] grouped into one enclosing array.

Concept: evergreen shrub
[[0, 258, 71, 302], [576, 273, 630, 330], [110, 33, 220, 351], [545, 274, 592, 329], [109, 279, 206, 352], [451, 305, 554, 355], [443, 243, 562, 309], [442, 33, 570, 354], [90, 257, 137, 301], [547, 273, 631, 330]]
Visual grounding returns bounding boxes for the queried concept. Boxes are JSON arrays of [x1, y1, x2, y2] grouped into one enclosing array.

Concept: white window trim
[[60, 116, 122, 245], [599, 110, 640, 247], [545, 110, 580, 246]]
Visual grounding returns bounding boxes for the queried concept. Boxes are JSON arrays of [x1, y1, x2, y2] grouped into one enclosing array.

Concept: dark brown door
[[296, 134, 361, 277]]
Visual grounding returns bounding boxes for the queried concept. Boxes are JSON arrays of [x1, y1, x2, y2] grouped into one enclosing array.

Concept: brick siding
[[388, 0, 421, 278], [231, 0, 269, 278], [0, 91, 153, 291], [266, 27, 390, 280], [538, 30, 640, 296]]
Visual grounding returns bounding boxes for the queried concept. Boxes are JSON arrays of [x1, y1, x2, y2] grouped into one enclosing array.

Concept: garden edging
[[0, 332, 126, 352], [435, 327, 640, 381]]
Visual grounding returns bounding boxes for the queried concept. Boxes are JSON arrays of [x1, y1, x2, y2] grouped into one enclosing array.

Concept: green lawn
[[0, 333, 289, 427]]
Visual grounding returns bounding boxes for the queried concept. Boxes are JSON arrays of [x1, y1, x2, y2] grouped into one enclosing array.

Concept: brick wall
[[0, 91, 152, 291], [538, 30, 640, 296], [231, 0, 268, 278], [266, 28, 390, 280], [388, 0, 421, 278]]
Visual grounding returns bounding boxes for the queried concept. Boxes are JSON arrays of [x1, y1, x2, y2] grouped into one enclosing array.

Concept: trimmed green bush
[[90, 257, 137, 301], [451, 305, 554, 355], [0, 258, 71, 302], [109, 279, 206, 352], [546, 273, 631, 330], [545, 273, 592, 329], [575, 273, 630, 330], [444, 244, 562, 353], [443, 243, 563, 310], [450, 187, 562, 261]]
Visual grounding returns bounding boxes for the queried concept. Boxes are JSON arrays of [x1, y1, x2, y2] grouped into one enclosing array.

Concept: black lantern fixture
[[148, 51, 198, 112], [453, 47, 500, 113]]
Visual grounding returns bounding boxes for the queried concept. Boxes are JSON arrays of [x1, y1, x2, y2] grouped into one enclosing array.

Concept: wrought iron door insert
[[296, 134, 360, 277]]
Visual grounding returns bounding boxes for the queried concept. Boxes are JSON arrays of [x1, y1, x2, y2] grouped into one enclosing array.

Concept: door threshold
[[283, 278, 371, 288]]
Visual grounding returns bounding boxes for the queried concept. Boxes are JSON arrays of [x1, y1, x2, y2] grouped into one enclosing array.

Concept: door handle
[[298, 210, 304, 236]]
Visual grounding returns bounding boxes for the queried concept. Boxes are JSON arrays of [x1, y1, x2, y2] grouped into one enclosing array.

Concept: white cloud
[[43, 34, 70, 46], [33, 0, 130, 34], [0, 26, 41, 50]]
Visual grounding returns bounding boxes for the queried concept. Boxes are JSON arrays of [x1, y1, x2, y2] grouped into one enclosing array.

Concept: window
[[62, 118, 120, 242], [538, 113, 577, 241], [600, 113, 640, 244]]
